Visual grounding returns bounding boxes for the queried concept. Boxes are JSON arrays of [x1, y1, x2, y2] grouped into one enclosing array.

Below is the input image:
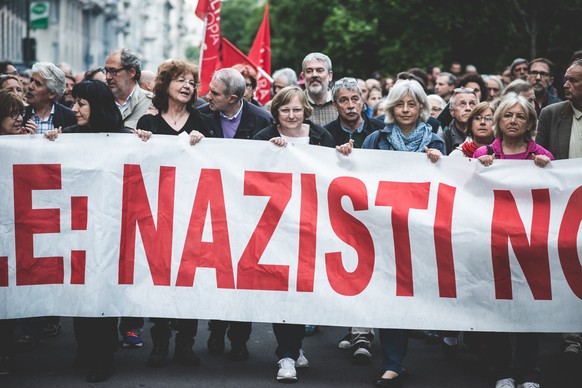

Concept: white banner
[[0, 133, 581, 332]]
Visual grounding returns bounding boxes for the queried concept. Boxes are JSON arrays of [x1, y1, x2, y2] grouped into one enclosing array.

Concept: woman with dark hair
[[44, 80, 138, 382], [135, 59, 212, 369]]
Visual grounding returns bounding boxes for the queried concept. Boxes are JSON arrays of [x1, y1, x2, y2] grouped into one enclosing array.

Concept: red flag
[[221, 38, 258, 69], [197, 0, 222, 95], [248, 3, 271, 105]]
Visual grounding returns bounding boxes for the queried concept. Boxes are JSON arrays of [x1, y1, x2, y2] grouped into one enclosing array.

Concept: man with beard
[[442, 87, 478, 155], [324, 77, 384, 149], [59, 74, 76, 108], [23, 62, 76, 134], [301, 52, 337, 126], [103, 48, 152, 131], [528, 58, 561, 115]]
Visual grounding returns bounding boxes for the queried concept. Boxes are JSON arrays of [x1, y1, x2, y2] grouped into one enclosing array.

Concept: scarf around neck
[[387, 121, 434, 152]]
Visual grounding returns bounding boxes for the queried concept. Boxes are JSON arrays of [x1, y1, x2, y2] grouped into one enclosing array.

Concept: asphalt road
[[1, 318, 579, 387]]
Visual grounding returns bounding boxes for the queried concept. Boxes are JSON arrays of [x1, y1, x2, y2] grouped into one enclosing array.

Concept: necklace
[[166, 111, 187, 125]]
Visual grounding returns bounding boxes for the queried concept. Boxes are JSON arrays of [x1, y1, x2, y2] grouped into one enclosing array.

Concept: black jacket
[[324, 113, 385, 147], [23, 103, 77, 130], [197, 99, 273, 139], [254, 120, 335, 147]]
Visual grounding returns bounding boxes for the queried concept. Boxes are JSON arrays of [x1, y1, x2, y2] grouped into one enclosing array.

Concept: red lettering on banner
[[491, 189, 552, 300], [118, 165, 175, 286], [0, 256, 7, 286], [375, 182, 430, 297], [176, 169, 234, 288], [297, 174, 318, 292], [237, 171, 292, 291], [13, 164, 64, 285], [325, 177, 375, 296], [558, 186, 582, 299], [434, 184, 457, 298]]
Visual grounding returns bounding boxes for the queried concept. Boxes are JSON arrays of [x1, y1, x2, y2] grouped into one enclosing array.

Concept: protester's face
[[485, 78, 501, 100], [278, 95, 305, 131], [62, 77, 75, 104], [19, 76, 30, 96], [564, 64, 582, 104], [520, 89, 535, 105], [501, 69, 512, 85], [72, 98, 91, 127], [4, 64, 18, 75], [104, 52, 135, 100], [529, 62, 553, 95], [450, 63, 462, 76], [393, 93, 420, 129], [26, 72, 55, 106], [367, 89, 382, 109], [303, 60, 332, 96], [451, 92, 477, 124], [2, 78, 24, 99], [243, 77, 254, 102], [471, 108, 494, 141], [435, 75, 453, 99], [512, 63, 529, 80], [272, 77, 289, 96], [499, 103, 529, 140], [206, 79, 234, 112], [334, 88, 363, 125], [428, 99, 443, 118], [0, 110, 23, 135], [464, 82, 482, 101], [168, 72, 196, 105]]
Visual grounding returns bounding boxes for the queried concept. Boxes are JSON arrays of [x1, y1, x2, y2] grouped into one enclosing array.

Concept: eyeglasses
[[475, 115, 493, 122], [8, 111, 23, 120], [101, 67, 127, 76], [529, 70, 551, 78], [431, 107, 443, 112]]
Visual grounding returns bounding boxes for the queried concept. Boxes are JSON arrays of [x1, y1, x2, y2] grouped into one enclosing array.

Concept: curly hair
[[152, 60, 199, 113]]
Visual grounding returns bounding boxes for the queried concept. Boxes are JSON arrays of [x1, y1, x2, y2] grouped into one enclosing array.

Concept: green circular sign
[[32, 3, 47, 14]]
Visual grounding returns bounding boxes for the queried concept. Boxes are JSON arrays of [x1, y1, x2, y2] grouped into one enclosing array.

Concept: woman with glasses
[[252, 86, 333, 383], [449, 101, 496, 157], [472, 93, 552, 388]]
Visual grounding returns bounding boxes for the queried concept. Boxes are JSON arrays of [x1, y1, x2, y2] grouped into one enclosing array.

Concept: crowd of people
[[1, 47, 581, 388]]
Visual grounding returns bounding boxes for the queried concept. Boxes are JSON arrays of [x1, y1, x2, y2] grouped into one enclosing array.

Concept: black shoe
[[86, 363, 111, 383], [147, 344, 169, 368], [207, 334, 225, 355], [424, 331, 441, 344], [228, 343, 249, 361], [174, 348, 201, 366], [373, 374, 403, 387], [0, 356, 12, 375]]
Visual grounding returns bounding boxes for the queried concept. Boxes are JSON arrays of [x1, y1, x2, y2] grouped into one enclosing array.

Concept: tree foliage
[[219, 0, 582, 79]]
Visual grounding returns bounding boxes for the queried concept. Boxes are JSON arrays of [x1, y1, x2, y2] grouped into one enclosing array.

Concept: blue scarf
[[387, 121, 434, 152]]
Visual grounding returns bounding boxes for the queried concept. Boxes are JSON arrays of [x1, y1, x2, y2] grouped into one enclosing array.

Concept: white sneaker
[[495, 378, 516, 388], [277, 357, 297, 382], [353, 345, 372, 364], [338, 333, 352, 349], [296, 349, 309, 368], [517, 383, 540, 388]]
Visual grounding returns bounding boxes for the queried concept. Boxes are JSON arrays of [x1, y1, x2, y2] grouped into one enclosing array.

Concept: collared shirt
[[305, 90, 337, 126], [116, 85, 136, 114], [569, 104, 582, 158], [31, 104, 56, 134], [220, 101, 244, 138]]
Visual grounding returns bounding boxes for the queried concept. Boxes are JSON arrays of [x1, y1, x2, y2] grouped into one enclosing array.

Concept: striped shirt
[[30, 104, 56, 134]]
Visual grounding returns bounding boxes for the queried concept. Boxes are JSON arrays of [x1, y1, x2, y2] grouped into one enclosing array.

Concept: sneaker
[[122, 331, 143, 348], [15, 334, 41, 351], [338, 333, 352, 349], [0, 356, 12, 375], [517, 383, 540, 388], [495, 378, 516, 388], [353, 343, 372, 365], [296, 349, 309, 368], [276, 357, 297, 382]]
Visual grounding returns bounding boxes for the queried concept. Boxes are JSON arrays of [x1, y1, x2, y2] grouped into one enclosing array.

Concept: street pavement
[[1, 318, 579, 387]]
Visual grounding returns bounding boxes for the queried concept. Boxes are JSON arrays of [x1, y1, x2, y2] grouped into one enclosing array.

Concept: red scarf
[[462, 141, 479, 157]]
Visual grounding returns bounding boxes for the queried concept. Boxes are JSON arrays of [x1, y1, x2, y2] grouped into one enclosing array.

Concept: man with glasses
[[528, 58, 562, 115], [103, 48, 152, 131], [442, 87, 478, 154], [301, 52, 337, 126]]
